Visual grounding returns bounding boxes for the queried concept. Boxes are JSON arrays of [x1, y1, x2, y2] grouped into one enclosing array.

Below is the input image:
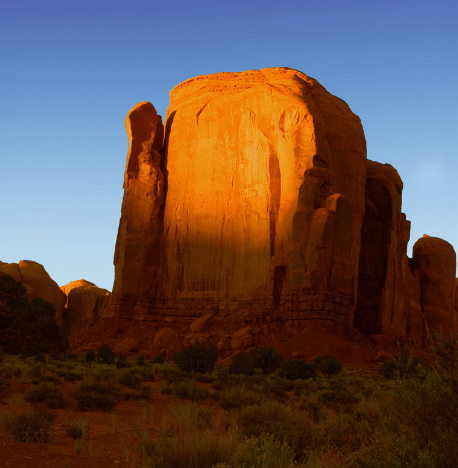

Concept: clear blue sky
[[1, 0, 456, 291]]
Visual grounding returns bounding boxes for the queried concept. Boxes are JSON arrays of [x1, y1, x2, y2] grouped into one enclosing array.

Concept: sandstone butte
[[2, 68, 457, 365], [103, 67, 457, 358]]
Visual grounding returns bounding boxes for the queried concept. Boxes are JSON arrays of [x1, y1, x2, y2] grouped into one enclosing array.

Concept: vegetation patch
[[73, 382, 120, 411], [1, 407, 56, 443]]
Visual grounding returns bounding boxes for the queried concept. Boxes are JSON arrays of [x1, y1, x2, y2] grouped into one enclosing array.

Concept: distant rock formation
[[60, 280, 111, 335], [0, 260, 66, 325], [108, 67, 457, 347]]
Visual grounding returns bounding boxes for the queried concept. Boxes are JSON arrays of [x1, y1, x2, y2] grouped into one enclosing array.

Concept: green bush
[[379, 350, 428, 380], [137, 353, 146, 366], [2, 407, 55, 443], [280, 359, 317, 381], [84, 349, 96, 362], [62, 350, 77, 361], [173, 338, 218, 374], [313, 355, 342, 376], [0, 275, 68, 356], [251, 346, 285, 374], [151, 355, 164, 364], [40, 374, 62, 386], [228, 347, 285, 376], [228, 350, 257, 376], [116, 355, 129, 368], [97, 344, 114, 364]]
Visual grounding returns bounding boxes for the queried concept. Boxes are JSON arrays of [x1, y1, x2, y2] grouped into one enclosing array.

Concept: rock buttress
[[111, 102, 166, 317]]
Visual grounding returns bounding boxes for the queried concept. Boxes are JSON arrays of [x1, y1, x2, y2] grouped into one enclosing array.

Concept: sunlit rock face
[[112, 101, 165, 305], [111, 68, 367, 332]]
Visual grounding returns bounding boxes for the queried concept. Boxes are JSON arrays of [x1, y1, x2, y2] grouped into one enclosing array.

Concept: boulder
[[0, 260, 66, 325], [114, 338, 139, 355], [147, 327, 182, 360], [375, 350, 391, 363], [60, 279, 110, 335], [190, 313, 213, 333]]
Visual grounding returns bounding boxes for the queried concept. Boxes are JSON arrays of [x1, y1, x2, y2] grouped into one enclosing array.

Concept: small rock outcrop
[[60, 280, 111, 335], [0, 260, 66, 325]]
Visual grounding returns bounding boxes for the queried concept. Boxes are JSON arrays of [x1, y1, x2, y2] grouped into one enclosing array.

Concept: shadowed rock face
[[0, 260, 66, 325], [60, 280, 111, 335], [109, 67, 457, 344], [412, 235, 457, 341]]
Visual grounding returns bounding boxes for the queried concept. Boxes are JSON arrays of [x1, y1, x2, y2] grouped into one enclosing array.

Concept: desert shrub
[[229, 432, 297, 468], [313, 355, 343, 376], [378, 350, 428, 380], [97, 344, 114, 364], [40, 374, 62, 386], [236, 400, 291, 438], [122, 385, 154, 401], [93, 368, 114, 383], [138, 427, 238, 468], [62, 350, 77, 361], [84, 349, 96, 363], [317, 388, 360, 411], [57, 369, 83, 381], [116, 355, 129, 368], [173, 338, 218, 374], [137, 353, 146, 366], [73, 382, 120, 411], [2, 407, 55, 443], [24, 383, 69, 408], [136, 367, 156, 382], [251, 346, 285, 374], [193, 372, 215, 383], [151, 355, 164, 364], [172, 378, 212, 401], [64, 420, 84, 440], [2, 366, 22, 379], [235, 401, 318, 462], [117, 369, 143, 389], [219, 387, 261, 411], [27, 365, 43, 378], [229, 350, 257, 376], [0, 275, 68, 356], [280, 359, 317, 381]]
